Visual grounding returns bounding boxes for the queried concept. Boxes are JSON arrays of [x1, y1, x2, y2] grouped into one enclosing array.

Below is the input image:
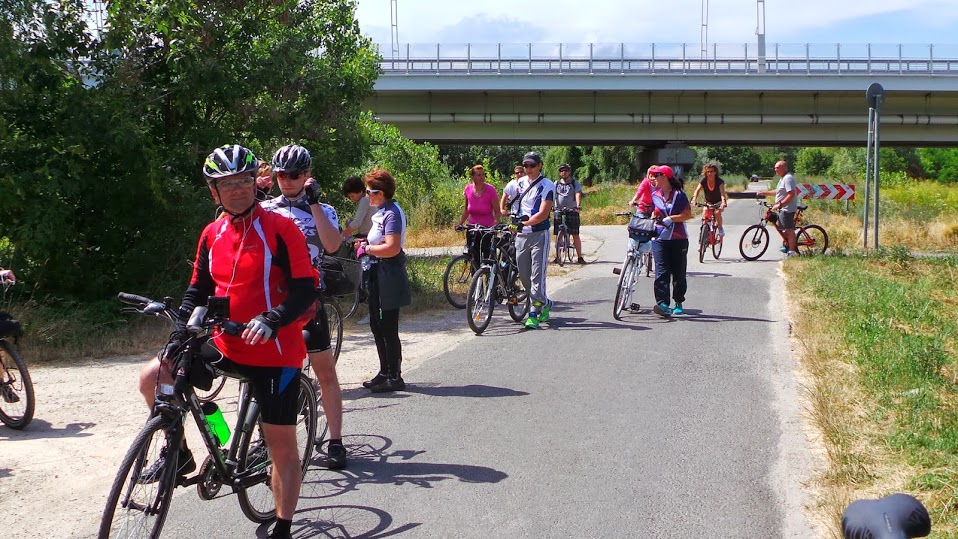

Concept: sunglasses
[[276, 171, 306, 180], [365, 188, 382, 195], [522, 164, 538, 169], [217, 177, 254, 191], [653, 173, 666, 178]]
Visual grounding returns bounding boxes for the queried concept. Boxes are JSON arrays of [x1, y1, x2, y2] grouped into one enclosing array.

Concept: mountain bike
[[553, 208, 577, 266], [612, 210, 654, 320], [323, 240, 364, 320], [443, 224, 482, 309], [466, 223, 530, 335], [695, 202, 724, 263], [739, 201, 829, 260], [0, 277, 34, 429], [99, 293, 317, 538]]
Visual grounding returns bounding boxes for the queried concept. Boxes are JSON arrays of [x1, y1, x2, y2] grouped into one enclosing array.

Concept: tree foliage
[[0, 0, 378, 302]]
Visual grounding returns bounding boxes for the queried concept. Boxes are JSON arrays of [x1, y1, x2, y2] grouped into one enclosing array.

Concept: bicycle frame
[[476, 225, 519, 303]]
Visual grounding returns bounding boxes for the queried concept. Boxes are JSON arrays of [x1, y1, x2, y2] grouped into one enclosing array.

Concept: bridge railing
[[375, 42, 958, 76]]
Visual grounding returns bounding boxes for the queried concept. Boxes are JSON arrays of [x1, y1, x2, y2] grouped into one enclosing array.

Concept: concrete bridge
[[366, 42, 958, 149]]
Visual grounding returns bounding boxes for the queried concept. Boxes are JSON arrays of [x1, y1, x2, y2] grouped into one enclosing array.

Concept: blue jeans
[[651, 239, 689, 306]]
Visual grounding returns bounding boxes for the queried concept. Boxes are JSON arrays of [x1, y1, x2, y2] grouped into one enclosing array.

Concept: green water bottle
[[201, 401, 230, 445]]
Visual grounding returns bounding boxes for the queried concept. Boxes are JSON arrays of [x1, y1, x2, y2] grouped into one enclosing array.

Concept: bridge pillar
[[643, 144, 697, 180]]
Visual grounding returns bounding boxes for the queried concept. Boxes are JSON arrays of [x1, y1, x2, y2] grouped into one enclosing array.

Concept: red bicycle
[[739, 201, 829, 260], [695, 202, 723, 262]]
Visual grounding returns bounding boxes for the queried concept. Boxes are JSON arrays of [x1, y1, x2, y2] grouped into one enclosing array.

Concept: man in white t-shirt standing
[[756, 160, 799, 256], [501, 151, 556, 329]]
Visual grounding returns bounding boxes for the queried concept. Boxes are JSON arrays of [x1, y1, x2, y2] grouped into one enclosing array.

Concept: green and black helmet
[[203, 144, 259, 182]]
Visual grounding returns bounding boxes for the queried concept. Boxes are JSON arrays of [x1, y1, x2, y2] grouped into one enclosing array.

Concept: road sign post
[[864, 83, 884, 249]]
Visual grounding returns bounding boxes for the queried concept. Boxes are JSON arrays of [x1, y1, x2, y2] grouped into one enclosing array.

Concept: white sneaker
[[786, 251, 799, 257], [718, 227, 725, 237]]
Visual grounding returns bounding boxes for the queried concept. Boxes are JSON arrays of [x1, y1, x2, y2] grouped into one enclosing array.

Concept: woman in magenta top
[[628, 165, 656, 217], [458, 164, 501, 266]]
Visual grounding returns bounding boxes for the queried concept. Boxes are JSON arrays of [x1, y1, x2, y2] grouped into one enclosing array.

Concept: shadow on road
[[673, 309, 774, 324], [295, 433, 507, 537], [547, 316, 651, 331], [0, 419, 95, 440], [403, 383, 529, 398]]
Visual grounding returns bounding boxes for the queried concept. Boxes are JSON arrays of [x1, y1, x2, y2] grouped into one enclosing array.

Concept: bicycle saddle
[[0, 312, 22, 339], [841, 493, 930, 539]]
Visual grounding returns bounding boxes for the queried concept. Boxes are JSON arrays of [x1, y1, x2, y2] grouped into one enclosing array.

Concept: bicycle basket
[[627, 215, 657, 243], [321, 256, 361, 296]]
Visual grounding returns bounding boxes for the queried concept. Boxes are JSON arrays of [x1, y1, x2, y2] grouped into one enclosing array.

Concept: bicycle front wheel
[[555, 230, 569, 267], [442, 254, 473, 309], [563, 231, 576, 264], [712, 227, 724, 259], [466, 267, 495, 335], [0, 340, 34, 429], [613, 254, 636, 321], [698, 224, 708, 264], [739, 224, 770, 261], [98, 415, 177, 539], [236, 374, 317, 523], [796, 224, 829, 256]]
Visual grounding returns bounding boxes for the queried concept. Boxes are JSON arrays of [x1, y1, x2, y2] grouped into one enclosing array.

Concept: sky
[[354, 0, 958, 50]]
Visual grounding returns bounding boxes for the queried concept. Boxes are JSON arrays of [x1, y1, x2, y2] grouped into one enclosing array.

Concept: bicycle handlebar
[[695, 202, 722, 209]]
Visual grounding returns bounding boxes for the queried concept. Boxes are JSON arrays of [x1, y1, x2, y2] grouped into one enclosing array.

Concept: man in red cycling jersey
[[137, 144, 317, 539]]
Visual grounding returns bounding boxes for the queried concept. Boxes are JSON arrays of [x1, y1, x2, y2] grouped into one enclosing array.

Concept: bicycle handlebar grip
[[221, 321, 247, 337], [117, 292, 152, 306], [841, 493, 930, 539]]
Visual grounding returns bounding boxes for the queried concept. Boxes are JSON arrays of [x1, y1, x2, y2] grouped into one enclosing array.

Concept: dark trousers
[[651, 239, 689, 306], [368, 269, 403, 377]]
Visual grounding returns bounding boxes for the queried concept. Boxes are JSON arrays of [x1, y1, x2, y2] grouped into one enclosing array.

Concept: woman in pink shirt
[[628, 165, 656, 217], [457, 164, 501, 266]]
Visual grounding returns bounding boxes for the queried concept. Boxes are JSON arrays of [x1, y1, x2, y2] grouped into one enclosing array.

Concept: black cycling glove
[[305, 182, 321, 206]]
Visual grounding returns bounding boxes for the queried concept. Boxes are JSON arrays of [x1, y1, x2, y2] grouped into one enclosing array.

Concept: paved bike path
[[162, 199, 818, 537]]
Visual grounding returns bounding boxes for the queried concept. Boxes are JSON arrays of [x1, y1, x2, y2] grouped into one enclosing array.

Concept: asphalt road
[[160, 197, 817, 538]]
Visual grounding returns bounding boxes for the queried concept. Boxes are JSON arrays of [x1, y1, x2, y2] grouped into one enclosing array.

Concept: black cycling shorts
[[303, 302, 332, 353], [199, 339, 302, 426], [553, 211, 581, 235]]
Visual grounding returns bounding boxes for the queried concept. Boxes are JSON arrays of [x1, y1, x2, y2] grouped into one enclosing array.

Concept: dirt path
[[0, 245, 595, 539]]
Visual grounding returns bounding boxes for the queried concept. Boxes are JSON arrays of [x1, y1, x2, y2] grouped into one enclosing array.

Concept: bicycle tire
[[98, 415, 177, 539], [563, 231, 576, 265], [195, 376, 227, 403], [555, 230, 568, 267], [0, 340, 35, 429], [712, 229, 724, 259], [698, 224, 708, 264], [236, 374, 317, 523], [507, 271, 530, 322], [612, 254, 636, 321], [466, 267, 495, 335], [796, 224, 829, 256], [326, 297, 344, 365], [645, 251, 653, 277], [739, 224, 770, 261], [442, 254, 473, 309]]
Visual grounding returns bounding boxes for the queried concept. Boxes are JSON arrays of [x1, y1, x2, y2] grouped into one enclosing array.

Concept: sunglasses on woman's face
[[365, 188, 381, 195]]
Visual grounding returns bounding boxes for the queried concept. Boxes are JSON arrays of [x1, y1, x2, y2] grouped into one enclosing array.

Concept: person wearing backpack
[[501, 152, 555, 329]]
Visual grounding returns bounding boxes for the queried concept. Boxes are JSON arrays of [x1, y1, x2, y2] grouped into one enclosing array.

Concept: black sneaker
[[362, 372, 387, 389], [138, 447, 195, 484], [267, 530, 293, 539], [0, 383, 20, 403], [326, 442, 348, 470], [370, 376, 405, 393], [577, 257, 587, 264]]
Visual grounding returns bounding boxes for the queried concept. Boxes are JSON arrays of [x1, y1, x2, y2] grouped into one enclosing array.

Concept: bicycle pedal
[[612, 268, 621, 275]]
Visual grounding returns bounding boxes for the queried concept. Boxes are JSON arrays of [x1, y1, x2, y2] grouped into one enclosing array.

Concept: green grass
[[786, 252, 958, 533]]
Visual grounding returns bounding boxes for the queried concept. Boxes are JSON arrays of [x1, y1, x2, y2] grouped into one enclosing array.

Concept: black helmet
[[272, 144, 312, 174], [203, 144, 259, 181], [558, 163, 571, 172]]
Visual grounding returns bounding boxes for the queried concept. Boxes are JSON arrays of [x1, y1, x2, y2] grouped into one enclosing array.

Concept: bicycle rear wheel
[[442, 254, 473, 309], [712, 227, 723, 259], [236, 374, 317, 523], [739, 224, 770, 261], [645, 251, 653, 277], [613, 254, 636, 321], [98, 415, 177, 539], [326, 297, 344, 365], [796, 224, 829, 256], [0, 340, 34, 429], [555, 230, 568, 267], [698, 224, 708, 263], [507, 271, 530, 322], [466, 267, 495, 335]]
